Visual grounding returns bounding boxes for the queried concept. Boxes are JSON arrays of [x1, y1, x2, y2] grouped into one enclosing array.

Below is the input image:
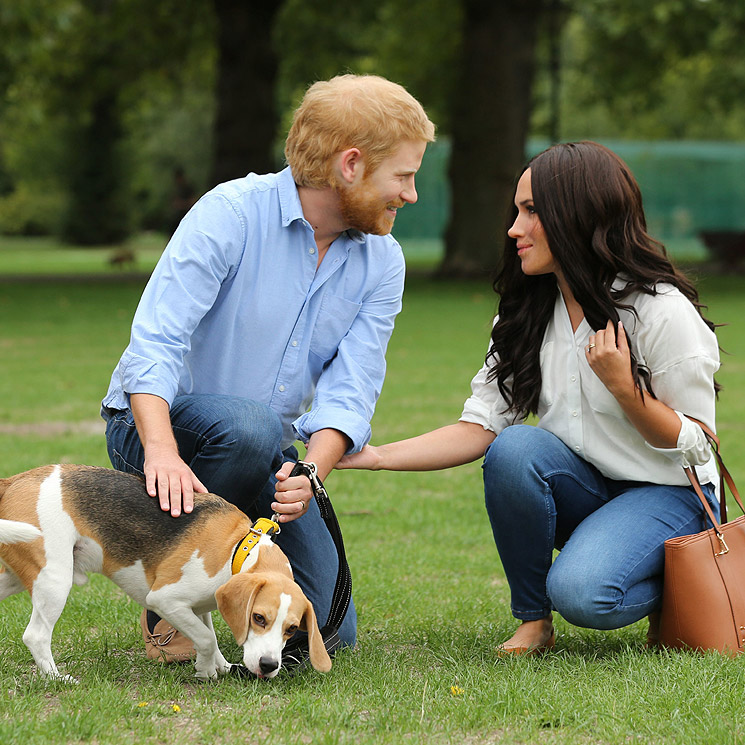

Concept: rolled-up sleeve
[[115, 195, 244, 406], [637, 289, 720, 467], [293, 251, 405, 452], [459, 360, 517, 434]]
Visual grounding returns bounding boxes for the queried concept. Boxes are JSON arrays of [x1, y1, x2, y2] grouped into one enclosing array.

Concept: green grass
[[0, 234, 167, 276], [1, 245, 745, 744]]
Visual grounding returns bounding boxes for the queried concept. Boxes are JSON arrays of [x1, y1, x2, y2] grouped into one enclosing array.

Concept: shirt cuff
[[459, 396, 494, 431], [292, 407, 372, 454], [645, 410, 711, 467], [119, 352, 179, 408]]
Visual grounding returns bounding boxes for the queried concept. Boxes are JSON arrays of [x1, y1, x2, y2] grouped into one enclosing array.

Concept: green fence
[[394, 139, 745, 261]]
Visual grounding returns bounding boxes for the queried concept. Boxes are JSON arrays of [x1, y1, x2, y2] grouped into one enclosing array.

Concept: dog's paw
[[215, 656, 232, 675], [194, 661, 220, 681], [40, 671, 78, 685]]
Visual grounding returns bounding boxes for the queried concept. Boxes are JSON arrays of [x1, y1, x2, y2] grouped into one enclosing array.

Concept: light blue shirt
[[101, 167, 406, 452]]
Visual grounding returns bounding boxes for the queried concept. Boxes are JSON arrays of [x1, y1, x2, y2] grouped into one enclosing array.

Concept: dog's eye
[[285, 624, 298, 637], [253, 613, 266, 628]]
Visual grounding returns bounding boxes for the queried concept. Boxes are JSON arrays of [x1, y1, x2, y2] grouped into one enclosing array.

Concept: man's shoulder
[[210, 171, 281, 202], [357, 231, 404, 256]]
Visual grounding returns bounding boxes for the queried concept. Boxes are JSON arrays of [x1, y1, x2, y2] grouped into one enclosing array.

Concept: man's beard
[[337, 181, 403, 236]]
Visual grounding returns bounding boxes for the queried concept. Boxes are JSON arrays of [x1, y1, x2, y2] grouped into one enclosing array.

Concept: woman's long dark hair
[[488, 141, 718, 419]]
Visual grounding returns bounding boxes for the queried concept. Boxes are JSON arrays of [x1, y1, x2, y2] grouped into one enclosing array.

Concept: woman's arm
[[587, 319, 682, 447], [337, 420, 496, 472]]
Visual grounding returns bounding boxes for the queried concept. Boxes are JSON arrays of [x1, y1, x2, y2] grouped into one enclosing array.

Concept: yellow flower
[[172, 704, 181, 713], [137, 702, 149, 708], [450, 685, 464, 696]]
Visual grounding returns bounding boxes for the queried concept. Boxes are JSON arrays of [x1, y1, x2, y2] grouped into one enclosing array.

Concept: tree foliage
[[1, 0, 744, 258]]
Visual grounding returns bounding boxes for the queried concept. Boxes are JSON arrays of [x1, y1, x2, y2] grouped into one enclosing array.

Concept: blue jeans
[[483, 425, 718, 629], [104, 394, 357, 646]]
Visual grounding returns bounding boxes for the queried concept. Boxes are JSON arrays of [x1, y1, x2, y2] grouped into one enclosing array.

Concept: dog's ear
[[300, 597, 332, 673], [216, 574, 266, 646]]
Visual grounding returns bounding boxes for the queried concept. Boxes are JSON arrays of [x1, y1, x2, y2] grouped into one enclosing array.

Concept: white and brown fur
[[0, 464, 331, 681]]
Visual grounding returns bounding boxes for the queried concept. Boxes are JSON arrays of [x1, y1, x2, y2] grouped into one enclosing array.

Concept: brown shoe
[[140, 609, 196, 663]]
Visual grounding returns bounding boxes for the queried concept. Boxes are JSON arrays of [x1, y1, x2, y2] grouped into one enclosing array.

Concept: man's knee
[[225, 399, 283, 459], [199, 397, 283, 462]]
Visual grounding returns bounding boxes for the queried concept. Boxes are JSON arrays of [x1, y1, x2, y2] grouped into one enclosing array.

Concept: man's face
[[338, 140, 427, 235]]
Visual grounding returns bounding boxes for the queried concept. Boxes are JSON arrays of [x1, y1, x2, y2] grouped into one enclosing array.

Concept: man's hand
[[271, 461, 314, 523], [143, 443, 208, 518]]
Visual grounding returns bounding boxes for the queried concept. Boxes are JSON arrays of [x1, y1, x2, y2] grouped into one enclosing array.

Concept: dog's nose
[[259, 656, 279, 675]]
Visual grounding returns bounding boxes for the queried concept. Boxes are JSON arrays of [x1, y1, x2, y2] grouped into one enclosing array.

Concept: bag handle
[[687, 417, 745, 522], [684, 418, 745, 554]]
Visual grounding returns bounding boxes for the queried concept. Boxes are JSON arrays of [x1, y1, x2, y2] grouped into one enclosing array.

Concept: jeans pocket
[[110, 449, 145, 478]]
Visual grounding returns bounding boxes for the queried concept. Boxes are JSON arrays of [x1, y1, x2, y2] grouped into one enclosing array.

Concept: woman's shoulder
[[616, 278, 695, 319]]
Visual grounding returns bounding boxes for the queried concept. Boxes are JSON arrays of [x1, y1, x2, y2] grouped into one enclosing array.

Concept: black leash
[[232, 460, 352, 677], [280, 460, 352, 671]]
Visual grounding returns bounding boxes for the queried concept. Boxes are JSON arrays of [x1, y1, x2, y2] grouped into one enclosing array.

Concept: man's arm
[[271, 428, 351, 523], [130, 393, 207, 517]]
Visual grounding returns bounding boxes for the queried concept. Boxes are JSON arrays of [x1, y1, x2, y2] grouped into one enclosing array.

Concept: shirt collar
[[277, 166, 306, 227], [276, 166, 367, 245]]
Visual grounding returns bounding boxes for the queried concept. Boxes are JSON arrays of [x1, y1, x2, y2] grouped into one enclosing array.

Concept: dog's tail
[[0, 518, 42, 544]]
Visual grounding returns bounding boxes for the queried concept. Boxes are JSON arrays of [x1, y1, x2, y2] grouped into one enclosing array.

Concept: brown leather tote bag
[[659, 421, 745, 655]]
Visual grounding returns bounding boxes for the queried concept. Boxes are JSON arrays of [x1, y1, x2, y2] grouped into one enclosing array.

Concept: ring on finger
[[586, 343, 596, 351]]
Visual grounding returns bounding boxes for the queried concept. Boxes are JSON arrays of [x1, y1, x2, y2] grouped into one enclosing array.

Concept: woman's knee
[[483, 425, 551, 513], [547, 564, 628, 630]]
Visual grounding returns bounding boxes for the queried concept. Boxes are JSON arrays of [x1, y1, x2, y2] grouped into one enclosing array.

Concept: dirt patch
[[0, 420, 105, 437]]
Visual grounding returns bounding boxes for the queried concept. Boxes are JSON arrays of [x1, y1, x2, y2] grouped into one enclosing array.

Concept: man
[[101, 74, 435, 660]]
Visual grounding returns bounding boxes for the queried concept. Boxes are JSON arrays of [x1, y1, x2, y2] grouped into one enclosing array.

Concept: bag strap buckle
[[715, 531, 730, 556]]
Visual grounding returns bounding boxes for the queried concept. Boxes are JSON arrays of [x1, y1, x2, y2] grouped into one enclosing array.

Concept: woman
[[338, 141, 721, 654]]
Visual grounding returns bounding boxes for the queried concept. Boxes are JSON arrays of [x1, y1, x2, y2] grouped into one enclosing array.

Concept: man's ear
[[338, 148, 364, 185]]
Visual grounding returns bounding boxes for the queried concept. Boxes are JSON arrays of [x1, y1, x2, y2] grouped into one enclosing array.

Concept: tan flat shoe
[[496, 631, 556, 658]]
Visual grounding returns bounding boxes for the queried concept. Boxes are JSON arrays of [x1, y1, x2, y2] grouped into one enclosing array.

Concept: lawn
[[1, 244, 745, 744]]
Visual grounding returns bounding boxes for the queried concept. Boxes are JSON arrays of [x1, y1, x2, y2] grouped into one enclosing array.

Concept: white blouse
[[460, 282, 720, 486]]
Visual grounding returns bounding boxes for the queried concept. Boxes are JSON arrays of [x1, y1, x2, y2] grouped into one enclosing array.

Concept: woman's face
[[508, 169, 559, 277]]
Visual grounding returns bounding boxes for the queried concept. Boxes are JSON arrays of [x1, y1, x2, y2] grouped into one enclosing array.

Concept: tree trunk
[[210, 0, 282, 186], [438, 0, 545, 279], [62, 91, 130, 245]]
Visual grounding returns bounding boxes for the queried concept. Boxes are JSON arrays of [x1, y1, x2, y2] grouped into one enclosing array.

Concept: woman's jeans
[[483, 425, 718, 629], [104, 394, 357, 646]]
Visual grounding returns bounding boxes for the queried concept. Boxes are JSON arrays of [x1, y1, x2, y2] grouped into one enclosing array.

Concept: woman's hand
[[586, 319, 682, 448], [585, 319, 635, 400], [336, 445, 383, 471]]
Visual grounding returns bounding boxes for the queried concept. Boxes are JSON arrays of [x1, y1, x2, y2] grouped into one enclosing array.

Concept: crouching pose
[[339, 141, 720, 654], [101, 74, 435, 659]]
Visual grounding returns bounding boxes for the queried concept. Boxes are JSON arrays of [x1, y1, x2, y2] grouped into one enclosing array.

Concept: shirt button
[[278, 385, 286, 392], [292, 340, 298, 347], [575, 446, 580, 452], [572, 410, 578, 417], [570, 375, 576, 382], [309, 248, 316, 255]]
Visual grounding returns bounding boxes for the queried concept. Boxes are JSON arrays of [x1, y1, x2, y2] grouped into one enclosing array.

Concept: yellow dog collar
[[231, 517, 280, 575]]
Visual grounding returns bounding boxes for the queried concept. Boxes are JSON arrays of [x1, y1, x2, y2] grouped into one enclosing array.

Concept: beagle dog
[[0, 464, 331, 681]]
